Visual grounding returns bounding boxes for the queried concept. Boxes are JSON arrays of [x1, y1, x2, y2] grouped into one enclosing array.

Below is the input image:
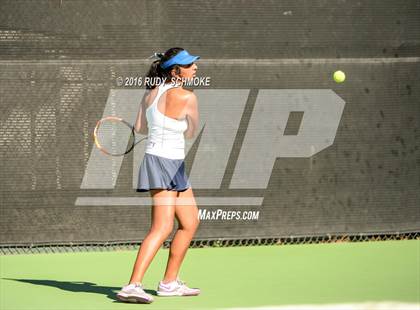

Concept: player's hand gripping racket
[[93, 116, 148, 156]]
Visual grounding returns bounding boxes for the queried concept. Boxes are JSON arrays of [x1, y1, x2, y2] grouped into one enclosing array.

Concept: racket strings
[[95, 119, 135, 156]]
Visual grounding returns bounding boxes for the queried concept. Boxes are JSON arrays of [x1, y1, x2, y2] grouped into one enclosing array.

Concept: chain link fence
[[1, 231, 418, 255]]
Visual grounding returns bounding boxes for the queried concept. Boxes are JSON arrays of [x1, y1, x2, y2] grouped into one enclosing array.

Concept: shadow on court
[[1, 278, 157, 302]]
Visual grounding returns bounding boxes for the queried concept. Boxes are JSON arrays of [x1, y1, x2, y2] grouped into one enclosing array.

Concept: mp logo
[[76, 89, 345, 206]]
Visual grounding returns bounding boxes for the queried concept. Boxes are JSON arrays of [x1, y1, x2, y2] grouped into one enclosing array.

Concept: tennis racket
[[93, 116, 148, 156]]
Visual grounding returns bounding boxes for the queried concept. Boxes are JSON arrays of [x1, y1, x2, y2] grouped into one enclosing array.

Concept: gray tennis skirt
[[136, 152, 191, 192]]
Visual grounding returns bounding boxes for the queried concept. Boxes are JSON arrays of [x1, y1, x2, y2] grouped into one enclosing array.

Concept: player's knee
[[193, 216, 200, 230], [183, 218, 200, 234], [151, 222, 174, 239]]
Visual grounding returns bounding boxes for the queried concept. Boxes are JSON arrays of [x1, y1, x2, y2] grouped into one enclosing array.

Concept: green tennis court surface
[[1, 240, 419, 310]]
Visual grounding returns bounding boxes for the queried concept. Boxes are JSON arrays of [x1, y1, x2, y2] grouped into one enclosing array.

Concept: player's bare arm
[[134, 90, 151, 135], [183, 92, 199, 139]]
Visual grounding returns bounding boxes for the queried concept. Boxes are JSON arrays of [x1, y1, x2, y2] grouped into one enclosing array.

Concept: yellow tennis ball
[[333, 70, 346, 83]]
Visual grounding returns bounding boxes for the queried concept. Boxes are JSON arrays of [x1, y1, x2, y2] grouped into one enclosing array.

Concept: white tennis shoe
[[116, 283, 154, 303], [157, 277, 200, 296]]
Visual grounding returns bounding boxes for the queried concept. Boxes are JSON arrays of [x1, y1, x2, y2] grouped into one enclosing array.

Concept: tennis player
[[116, 47, 201, 303]]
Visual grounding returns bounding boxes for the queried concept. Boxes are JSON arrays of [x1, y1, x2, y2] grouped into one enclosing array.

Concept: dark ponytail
[[145, 47, 184, 89]]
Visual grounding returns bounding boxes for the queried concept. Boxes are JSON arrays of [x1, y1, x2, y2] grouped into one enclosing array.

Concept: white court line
[[0, 57, 419, 65], [75, 196, 264, 206], [218, 301, 420, 310]]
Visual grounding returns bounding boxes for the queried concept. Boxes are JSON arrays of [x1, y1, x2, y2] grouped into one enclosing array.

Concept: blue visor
[[160, 50, 200, 69]]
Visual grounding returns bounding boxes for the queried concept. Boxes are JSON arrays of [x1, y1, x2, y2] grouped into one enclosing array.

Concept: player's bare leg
[[128, 189, 177, 285], [162, 187, 200, 283]]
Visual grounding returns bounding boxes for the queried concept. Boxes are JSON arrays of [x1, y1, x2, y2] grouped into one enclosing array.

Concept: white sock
[[160, 280, 176, 289], [126, 283, 141, 289]]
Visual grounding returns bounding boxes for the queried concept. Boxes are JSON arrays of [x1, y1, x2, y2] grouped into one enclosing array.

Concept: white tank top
[[144, 83, 188, 159]]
